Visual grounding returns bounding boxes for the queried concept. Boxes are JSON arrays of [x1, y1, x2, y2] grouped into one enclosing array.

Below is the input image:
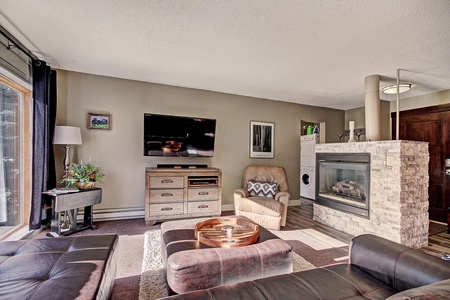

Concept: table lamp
[[53, 126, 82, 175]]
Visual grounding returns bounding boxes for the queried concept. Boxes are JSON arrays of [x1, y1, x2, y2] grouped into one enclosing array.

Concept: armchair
[[233, 165, 291, 230]]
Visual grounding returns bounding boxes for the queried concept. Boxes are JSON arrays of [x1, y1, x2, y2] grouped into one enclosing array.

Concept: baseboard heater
[[68, 207, 145, 222]]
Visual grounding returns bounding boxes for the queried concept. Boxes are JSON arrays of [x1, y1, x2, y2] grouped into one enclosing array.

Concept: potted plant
[[59, 160, 105, 189]]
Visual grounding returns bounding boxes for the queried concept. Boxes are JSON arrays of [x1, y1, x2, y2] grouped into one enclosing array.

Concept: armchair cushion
[[246, 180, 279, 198], [237, 196, 283, 217]]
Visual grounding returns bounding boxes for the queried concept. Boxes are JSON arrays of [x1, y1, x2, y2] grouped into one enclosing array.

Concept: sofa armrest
[[275, 191, 290, 202], [233, 188, 249, 198], [275, 192, 290, 227], [350, 234, 450, 292]]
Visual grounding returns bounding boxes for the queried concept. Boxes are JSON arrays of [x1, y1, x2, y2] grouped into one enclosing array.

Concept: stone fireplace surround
[[313, 140, 429, 248]]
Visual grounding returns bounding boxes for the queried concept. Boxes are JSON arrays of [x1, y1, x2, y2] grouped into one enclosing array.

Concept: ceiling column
[[365, 75, 380, 141]]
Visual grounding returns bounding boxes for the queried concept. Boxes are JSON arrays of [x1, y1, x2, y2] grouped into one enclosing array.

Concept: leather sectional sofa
[[159, 234, 450, 299], [0, 234, 118, 300]]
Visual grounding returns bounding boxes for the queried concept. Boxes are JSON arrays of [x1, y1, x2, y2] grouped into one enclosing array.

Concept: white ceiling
[[1, 0, 450, 110]]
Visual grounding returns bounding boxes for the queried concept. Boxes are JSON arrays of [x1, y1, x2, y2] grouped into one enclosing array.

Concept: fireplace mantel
[[313, 140, 429, 248]]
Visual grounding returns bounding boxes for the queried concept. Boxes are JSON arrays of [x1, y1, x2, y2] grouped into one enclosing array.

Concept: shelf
[[188, 176, 219, 187]]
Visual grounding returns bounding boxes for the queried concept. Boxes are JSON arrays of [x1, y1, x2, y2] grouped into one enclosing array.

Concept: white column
[[365, 75, 380, 141]]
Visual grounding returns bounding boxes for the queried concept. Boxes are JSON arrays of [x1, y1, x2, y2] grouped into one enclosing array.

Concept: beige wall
[[344, 100, 390, 141], [389, 89, 450, 112], [55, 70, 345, 211]]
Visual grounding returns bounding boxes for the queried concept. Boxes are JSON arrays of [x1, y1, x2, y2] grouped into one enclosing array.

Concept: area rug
[[138, 229, 316, 300], [138, 230, 167, 300], [270, 228, 348, 250]]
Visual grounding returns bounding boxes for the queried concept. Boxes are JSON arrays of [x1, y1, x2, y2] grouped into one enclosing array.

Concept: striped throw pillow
[[246, 180, 279, 198]]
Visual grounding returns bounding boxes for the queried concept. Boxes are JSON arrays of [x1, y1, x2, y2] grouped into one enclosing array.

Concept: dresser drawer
[[187, 201, 218, 214], [149, 176, 184, 188], [149, 203, 184, 216], [149, 189, 183, 203], [187, 188, 218, 201]]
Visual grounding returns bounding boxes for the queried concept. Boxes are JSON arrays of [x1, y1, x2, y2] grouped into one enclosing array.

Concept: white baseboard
[[221, 204, 235, 212], [289, 199, 302, 206]]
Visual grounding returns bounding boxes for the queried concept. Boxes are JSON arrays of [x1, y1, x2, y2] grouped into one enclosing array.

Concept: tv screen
[[144, 113, 216, 157]]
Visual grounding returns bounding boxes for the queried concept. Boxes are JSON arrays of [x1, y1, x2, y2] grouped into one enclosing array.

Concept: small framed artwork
[[250, 121, 274, 158], [88, 113, 111, 130]]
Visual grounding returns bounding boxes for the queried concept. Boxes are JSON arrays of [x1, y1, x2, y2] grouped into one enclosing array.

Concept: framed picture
[[250, 121, 274, 158], [88, 113, 111, 130]]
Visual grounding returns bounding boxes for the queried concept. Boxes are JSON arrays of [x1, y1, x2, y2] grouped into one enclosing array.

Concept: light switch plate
[[386, 155, 394, 167]]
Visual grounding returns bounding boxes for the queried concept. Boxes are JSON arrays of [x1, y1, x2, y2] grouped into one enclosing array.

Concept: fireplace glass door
[[316, 153, 370, 218]]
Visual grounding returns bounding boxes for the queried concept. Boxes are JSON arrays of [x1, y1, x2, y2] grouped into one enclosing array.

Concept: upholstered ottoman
[[161, 216, 292, 295], [0, 234, 119, 300]]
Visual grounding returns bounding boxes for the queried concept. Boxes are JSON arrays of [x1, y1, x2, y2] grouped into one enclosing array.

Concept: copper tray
[[194, 217, 259, 248]]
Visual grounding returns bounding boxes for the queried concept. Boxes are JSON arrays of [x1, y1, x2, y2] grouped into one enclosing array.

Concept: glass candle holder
[[221, 225, 234, 237]]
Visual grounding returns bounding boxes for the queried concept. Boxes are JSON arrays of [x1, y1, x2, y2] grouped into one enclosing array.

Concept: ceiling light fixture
[[382, 83, 412, 94]]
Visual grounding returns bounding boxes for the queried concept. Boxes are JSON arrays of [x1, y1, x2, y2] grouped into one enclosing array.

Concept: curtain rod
[[0, 24, 39, 62]]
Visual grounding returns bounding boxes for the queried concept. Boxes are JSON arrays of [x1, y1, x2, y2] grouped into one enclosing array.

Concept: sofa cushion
[[0, 235, 118, 300], [386, 279, 450, 299], [246, 180, 279, 198], [237, 196, 283, 217], [241, 165, 289, 193]]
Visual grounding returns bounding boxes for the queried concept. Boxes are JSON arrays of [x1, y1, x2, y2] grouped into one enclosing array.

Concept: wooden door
[[392, 104, 450, 222]]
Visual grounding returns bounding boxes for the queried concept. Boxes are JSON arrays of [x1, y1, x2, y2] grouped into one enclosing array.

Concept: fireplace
[[316, 153, 370, 218], [313, 141, 429, 248]]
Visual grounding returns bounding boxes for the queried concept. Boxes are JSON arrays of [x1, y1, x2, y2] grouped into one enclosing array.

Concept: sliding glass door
[[0, 81, 21, 230], [0, 76, 32, 239]]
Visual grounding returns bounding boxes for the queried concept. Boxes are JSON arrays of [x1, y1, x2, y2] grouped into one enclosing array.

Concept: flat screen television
[[144, 113, 216, 157]]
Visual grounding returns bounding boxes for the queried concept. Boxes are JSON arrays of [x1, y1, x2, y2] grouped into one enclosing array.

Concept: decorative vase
[[75, 181, 96, 189]]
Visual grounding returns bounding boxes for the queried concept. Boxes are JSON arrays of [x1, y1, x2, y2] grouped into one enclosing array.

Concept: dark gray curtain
[[29, 60, 57, 230]]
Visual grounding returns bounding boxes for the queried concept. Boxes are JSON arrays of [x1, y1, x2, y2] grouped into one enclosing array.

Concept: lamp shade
[[53, 126, 82, 145]]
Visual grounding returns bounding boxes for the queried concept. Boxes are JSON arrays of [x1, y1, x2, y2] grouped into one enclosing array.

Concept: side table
[[42, 188, 102, 236]]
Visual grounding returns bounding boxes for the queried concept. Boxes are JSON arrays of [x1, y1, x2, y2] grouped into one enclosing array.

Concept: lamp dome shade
[[53, 126, 82, 145]]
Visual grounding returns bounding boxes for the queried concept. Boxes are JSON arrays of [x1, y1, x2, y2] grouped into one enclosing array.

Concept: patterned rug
[[138, 229, 340, 300], [270, 228, 348, 250]]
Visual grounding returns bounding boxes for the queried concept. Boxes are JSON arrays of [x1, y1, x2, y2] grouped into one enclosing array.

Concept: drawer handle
[[161, 180, 173, 184], [198, 205, 209, 209], [161, 207, 173, 211], [161, 193, 173, 197], [198, 192, 209, 195]]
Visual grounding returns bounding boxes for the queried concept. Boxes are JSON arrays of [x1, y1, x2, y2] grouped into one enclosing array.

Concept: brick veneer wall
[[313, 140, 429, 248]]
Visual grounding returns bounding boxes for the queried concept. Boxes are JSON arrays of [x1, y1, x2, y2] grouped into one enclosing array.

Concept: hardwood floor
[[284, 199, 450, 258], [424, 232, 450, 257]]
